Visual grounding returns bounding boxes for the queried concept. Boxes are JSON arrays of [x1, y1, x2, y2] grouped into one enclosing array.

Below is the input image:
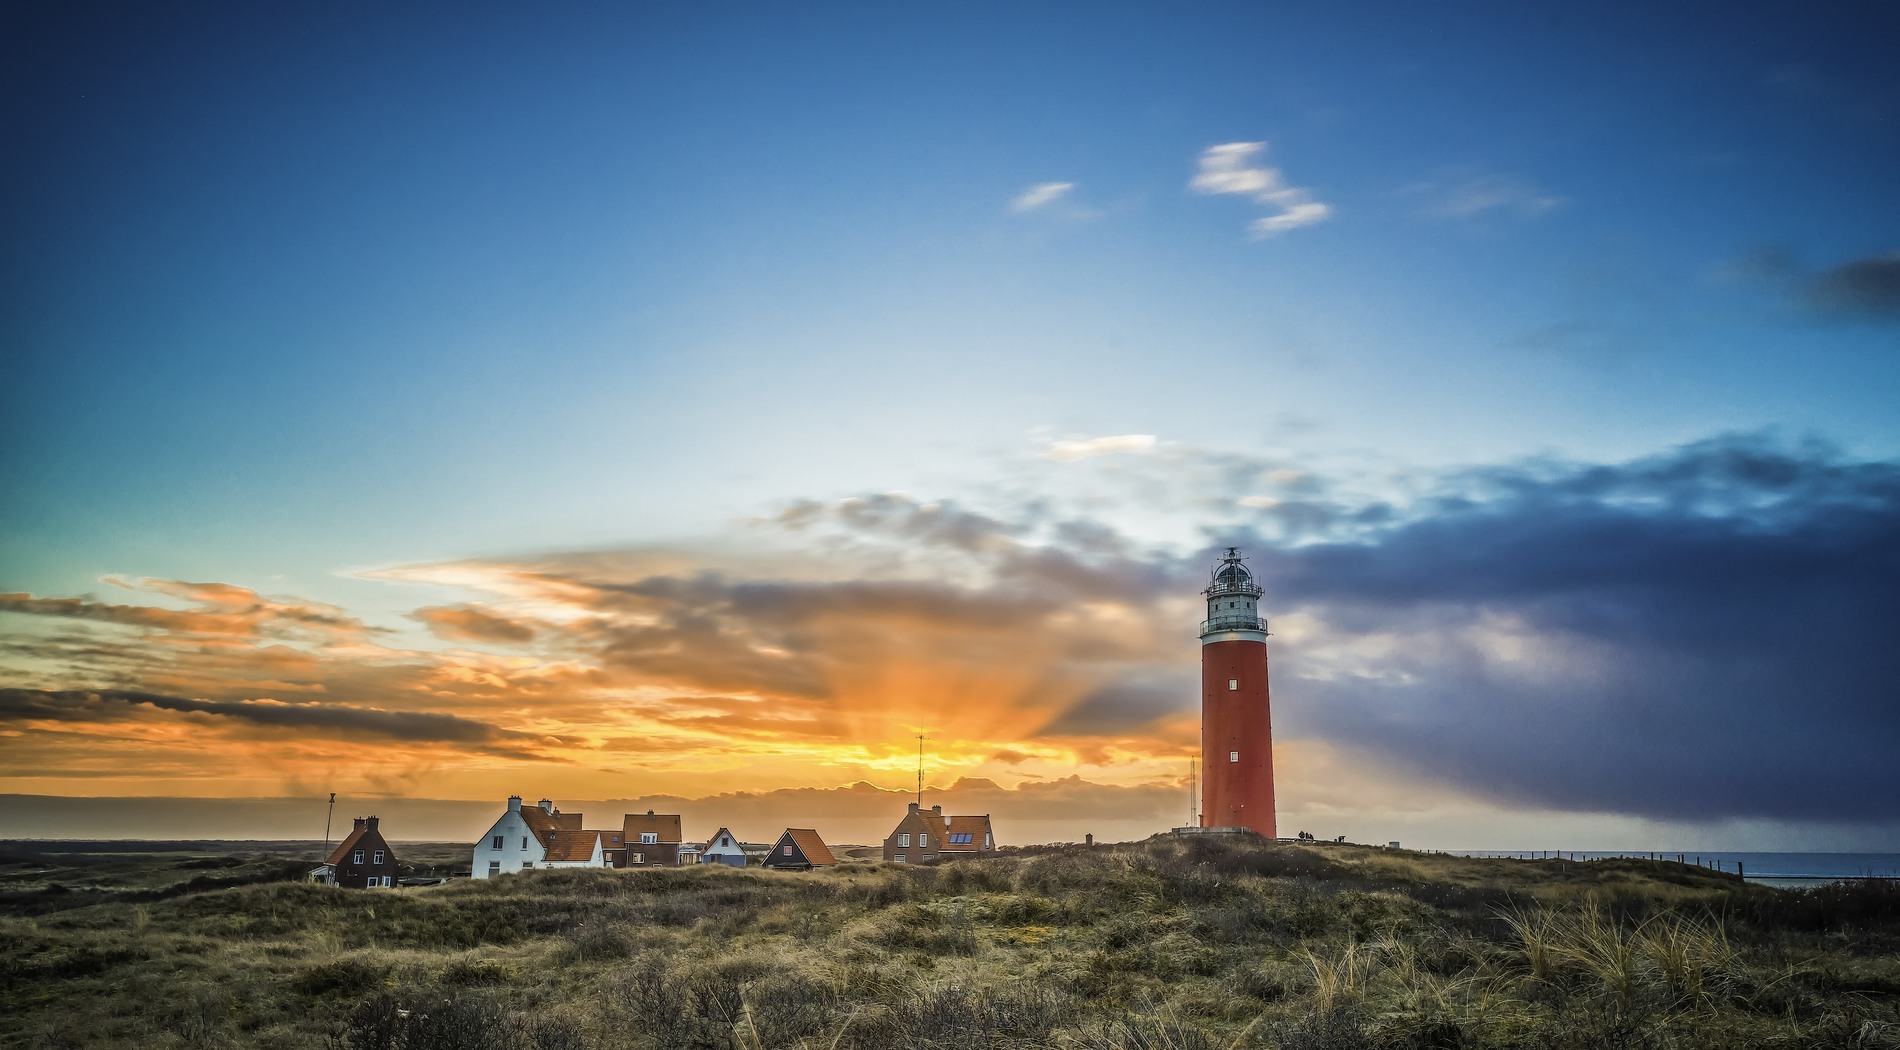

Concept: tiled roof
[[518, 806, 555, 846], [545, 829, 602, 862], [786, 828, 836, 866], [942, 815, 993, 851], [326, 826, 369, 866], [622, 812, 683, 844]]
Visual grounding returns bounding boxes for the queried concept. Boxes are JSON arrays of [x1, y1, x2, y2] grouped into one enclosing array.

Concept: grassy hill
[[3, 835, 1897, 1049]]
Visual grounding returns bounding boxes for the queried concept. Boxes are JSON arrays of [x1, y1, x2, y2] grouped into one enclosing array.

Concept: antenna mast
[[323, 791, 336, 855], [916, 735, 924, 806]]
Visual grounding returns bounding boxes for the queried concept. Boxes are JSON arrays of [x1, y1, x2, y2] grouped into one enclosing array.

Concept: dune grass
[[2, 836, 1897, 1048]]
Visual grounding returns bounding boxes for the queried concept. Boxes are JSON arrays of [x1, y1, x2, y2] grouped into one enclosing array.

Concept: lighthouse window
[[1229, 679, 1238, 690], [1230, 751, 1240, 762]]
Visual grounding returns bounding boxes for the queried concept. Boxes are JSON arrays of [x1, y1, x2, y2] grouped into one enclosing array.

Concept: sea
[[1439, 851, 1900, 888]]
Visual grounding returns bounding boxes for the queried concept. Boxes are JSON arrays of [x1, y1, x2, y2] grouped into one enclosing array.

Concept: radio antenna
[[916, 735, 924, 806]]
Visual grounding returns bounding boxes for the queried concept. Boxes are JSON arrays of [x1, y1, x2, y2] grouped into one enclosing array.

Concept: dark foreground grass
[[2, 836, 1897, 1049]]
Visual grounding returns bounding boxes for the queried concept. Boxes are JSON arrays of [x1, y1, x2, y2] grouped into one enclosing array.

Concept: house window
[[522, 837, 529, 850], [783, 844, 794, 856], [898, 833, 910, 847], [984, 833, 992, 849], [523, 862, 533, 869], [631, 852, 644, 864], [1230, 751, 1240, 762], [492, 836, 503, 850], [382, 876, 392, 887], [372, 851, 384, 865], [920, 834, 929, 847], [1229, 679, 1238, 690], [488, 861, 500, 876], [893, 856, 906, 864], [949, 833, 972, 845], [353, 850, 364, 864], [640, 832, 658, 844]]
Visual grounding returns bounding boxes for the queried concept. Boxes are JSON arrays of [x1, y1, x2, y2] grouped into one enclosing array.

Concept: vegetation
[[3, 835, 1898, 1049]]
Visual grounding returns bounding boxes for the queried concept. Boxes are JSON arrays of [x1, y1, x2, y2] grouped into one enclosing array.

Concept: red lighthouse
[[1200, 547, 1276, 837]]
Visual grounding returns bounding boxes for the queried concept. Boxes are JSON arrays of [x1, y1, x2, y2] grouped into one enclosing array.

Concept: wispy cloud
[[1189, 142, 1331, 238], [1401, 171, 1564, 221], [1010, 181, 1076, 213], [1043, 434, 1157, 461]]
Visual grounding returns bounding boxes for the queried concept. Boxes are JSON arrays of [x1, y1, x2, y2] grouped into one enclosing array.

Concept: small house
[[622, 810, 684, 867], [318, 816, 399, 888], [763, 828, 836, 871], [700, 827, 748, 867], [882, 802, 996, 864], [472, 796, 602, 878]]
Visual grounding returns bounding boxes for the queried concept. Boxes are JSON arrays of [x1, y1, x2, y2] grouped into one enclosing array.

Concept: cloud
[[4, 434, 1897, 841], [1268, 434, 1900, 822], [0, 687, 543, 755], [1189, 142, 1331, 238], [1010, 181, 1075, 213], [414, 604, 537, 644], [1402, 172, 1564, 221], [1803, 252, 1900, 320], [1730, 246, 1900, 324], [1043, 434, 1157, 462]]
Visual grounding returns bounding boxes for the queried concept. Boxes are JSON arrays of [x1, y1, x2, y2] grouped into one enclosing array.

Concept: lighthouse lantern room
[[1199, 547, 1277, 838]]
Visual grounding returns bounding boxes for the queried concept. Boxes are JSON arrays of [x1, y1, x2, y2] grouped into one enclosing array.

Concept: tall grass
[[3, 838, 1897, 1049]]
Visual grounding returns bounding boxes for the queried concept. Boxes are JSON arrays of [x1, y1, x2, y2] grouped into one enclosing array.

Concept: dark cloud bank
[[1256, 435, 1900, 823]]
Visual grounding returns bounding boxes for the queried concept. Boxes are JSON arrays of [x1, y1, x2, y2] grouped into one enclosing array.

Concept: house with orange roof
[[882, 802, 996, 864], [472, 796, 602, 878], [762, 828, 836, 871]]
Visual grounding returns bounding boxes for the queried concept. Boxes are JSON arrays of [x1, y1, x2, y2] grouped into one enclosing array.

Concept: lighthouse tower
[[1199, 547, 1276, 837]]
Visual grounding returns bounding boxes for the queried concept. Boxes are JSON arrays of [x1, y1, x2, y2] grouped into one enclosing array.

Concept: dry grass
[[1, 837, 1897, 1048]]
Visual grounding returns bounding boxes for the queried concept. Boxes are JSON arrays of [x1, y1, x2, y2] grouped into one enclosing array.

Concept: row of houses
[[312, 797, 997, 888], [470, 796, 995, 878]]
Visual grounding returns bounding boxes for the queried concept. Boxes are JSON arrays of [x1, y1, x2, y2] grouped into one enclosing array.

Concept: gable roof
[[545, 829, 602, 862], [942, 815, 993, 850], [622, 811, 683, 843], [784, 828, 836, 866], [518, 804, 574, 848], [326, 818, 392, 865], [326, 825, 369, 866]]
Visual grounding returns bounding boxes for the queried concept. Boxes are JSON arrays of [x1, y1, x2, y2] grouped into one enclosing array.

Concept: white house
[[472, 796, 603, 878], [700, 826, 747, 867]]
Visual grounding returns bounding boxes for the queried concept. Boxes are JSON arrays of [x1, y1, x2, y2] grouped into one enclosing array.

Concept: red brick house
[[621, 810, 684, 867], [882, 802, 996, 864], [763, 828, 836, 871], [318, 816, 400, 888]]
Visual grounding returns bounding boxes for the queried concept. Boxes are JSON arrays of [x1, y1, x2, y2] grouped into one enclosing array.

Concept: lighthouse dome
[[1215, 563, 1251, 587]]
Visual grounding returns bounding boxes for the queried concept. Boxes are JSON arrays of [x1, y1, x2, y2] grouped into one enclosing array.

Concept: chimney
[[353, 817, 366, 830], [1085, 833, 1094, 847], [646, 809, 655, 817], [507, 795, 522, 813], [539, 798, 555, 813], [365, 816, 379, 832], [907, 802, 919, 814]]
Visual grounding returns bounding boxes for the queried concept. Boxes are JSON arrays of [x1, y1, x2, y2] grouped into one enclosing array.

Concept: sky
[[2, 2, 1897, 848]]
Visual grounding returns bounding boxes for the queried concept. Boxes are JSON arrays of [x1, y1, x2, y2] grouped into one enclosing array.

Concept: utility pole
[[916, 735, 924, 807], [323, 792, 336, 856]]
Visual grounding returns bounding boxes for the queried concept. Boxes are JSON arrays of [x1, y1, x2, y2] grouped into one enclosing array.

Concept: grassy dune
[[3, 836, 1898, 1049]]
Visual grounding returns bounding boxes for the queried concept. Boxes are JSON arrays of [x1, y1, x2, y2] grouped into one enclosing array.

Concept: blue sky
[[2, 3, 1897, 844]]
